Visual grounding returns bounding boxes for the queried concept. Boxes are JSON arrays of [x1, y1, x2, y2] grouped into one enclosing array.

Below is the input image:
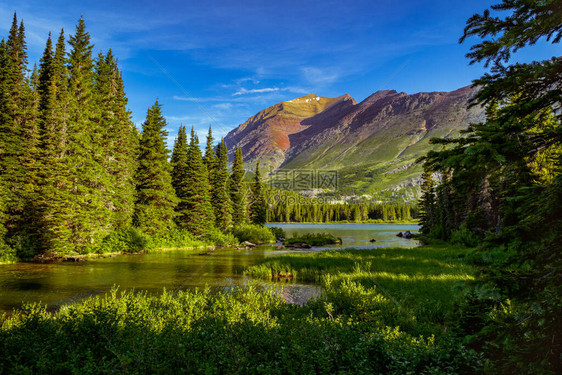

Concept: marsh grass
[[0, 243, 483, 373], [245, 242, 475, 336]]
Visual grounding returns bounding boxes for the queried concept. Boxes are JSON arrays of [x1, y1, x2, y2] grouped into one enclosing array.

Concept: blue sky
[[1, 0, 560, 146]]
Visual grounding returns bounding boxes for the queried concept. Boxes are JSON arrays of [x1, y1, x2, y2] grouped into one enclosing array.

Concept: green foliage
[[201, 228, 238, 247], [231, 223, 275, 244], [267, 226, 285, 239], [229, 146, 248, 226], [0, 285, 482, 374], [0, 243, 16, 263], [175, 127, 215, 236], [267, 188, 418, 223], [246, 243, 476, 336], [95, 227, 152, 253], [418, 1, 562, 372], [148, 228, 209, 250], [133, 100, 178, 234], [450, 224, 483, 248], [211, 138, 233, 230], [66, 16, 114, 252], [284, 233, 342, 246], [249, 160, 267, 225]]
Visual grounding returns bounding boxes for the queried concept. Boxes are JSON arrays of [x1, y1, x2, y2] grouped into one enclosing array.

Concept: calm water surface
[[0, 223, 418, 312]]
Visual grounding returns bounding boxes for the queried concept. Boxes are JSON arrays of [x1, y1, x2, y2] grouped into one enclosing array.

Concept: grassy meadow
[[0, 242, 483, 374]]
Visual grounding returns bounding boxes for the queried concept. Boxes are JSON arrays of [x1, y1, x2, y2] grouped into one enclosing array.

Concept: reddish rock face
[[224, 86, 484, 192], [224, 93, 356, 169]]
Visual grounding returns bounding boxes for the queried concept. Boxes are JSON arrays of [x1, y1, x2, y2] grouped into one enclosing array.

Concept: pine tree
[[94, 49, 138, 230], [229, 146, 248, 226], [66, 16, 113, 251], [418, 167, 436, 234], [249, 161, 267, 225], [171, 125, 189, 226], [211, 138, 232, 230], [178, 127, 215, 235], [133, 100, 178, 234], [0, 14, 40, 255], [35, 29, 73, 255], [203, 126, 216, 179]]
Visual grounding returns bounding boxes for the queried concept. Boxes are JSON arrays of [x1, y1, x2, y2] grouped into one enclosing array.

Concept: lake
[[0, 223, 418, 312]]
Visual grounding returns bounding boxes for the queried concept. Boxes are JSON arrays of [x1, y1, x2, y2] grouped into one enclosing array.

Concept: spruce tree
[[67, 16, 113, 251], [203, 125, 216, 178], [229, 146, 248, 226], [177, 127, 215, 235], [0, 14, 40, 255], [249, 160, 267, 225], [94, 49, 138, 230], [133, 100, 178, 234], [211, 138, 232, 230], [35, 29, 73, 255], [171, 125, 189, 227]]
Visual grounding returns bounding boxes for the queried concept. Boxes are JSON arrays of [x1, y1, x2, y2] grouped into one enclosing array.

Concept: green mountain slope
[[225, 86, 485, 201]]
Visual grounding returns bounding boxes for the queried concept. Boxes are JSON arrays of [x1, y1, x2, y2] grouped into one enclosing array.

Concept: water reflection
[[0, 223, 418, 312]]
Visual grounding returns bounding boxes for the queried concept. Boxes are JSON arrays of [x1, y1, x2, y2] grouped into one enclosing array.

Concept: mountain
[[224, 86, 485, 201]]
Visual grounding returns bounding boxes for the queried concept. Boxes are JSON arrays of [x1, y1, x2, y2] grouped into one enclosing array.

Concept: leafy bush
[[6, 233, 39, 260], [450, 229, 482, 248], [284, 233, 341, 246], [231, 224, 275, 244], [449, 223, 483, 248], [268, 226, 285, 239], [149, 228, 208, 249], [0, 243, 16, 263], [97, 227, 154, 253], [0, 287, 483, 374], [201, 228, 238, 247]]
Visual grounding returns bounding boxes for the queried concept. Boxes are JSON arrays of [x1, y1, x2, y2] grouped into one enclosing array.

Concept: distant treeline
[[266, 190, 417, 223]]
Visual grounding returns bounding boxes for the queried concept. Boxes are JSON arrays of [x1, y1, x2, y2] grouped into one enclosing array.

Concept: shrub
[[450, 224, 482, 248], [201, 228, 238, 247], [0, 243, 16, 263], [284, 233, 341, 246], [268, 226, 285, 239], [231, 224, 275, 244], [0, 287, 483, 374], [97, 227, 154, 253], [150, 228, 208, 249]]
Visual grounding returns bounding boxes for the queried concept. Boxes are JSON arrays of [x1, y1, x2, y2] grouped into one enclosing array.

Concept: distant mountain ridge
[[224, 86, 485, 200]]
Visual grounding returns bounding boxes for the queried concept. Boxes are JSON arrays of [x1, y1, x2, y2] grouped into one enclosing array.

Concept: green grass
[[0, 243, 483, 373], [245, 242, 475, 336], [231, 224, 276, 244], [283, 233, 342, 246], [0, 285, 481, 374]]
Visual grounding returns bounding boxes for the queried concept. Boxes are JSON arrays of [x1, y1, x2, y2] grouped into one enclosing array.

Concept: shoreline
[[0, 245, 217, 265]]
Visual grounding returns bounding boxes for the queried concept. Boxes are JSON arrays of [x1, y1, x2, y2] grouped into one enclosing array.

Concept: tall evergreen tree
[[171, 125, 189, 227], [133, 101, 178, 234], [0, 13, 39, 255], [418, 167, 436, 234], [229, 146, 248, 226], [203, 125, 216, 178], [249, 161, 267, 225], [66, 16, 113, 250], [35, 29, 73, 255], [94, 49, 138, 230], [211, 138, 232, 230], [419, 2, 562, 372], [178, 127, 215, 235]]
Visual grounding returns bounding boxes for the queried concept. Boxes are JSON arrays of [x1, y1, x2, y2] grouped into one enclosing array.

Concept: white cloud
[[301, 67, 340, 86], [212, 103, 234, 110], [233, 87, 279, 96]]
